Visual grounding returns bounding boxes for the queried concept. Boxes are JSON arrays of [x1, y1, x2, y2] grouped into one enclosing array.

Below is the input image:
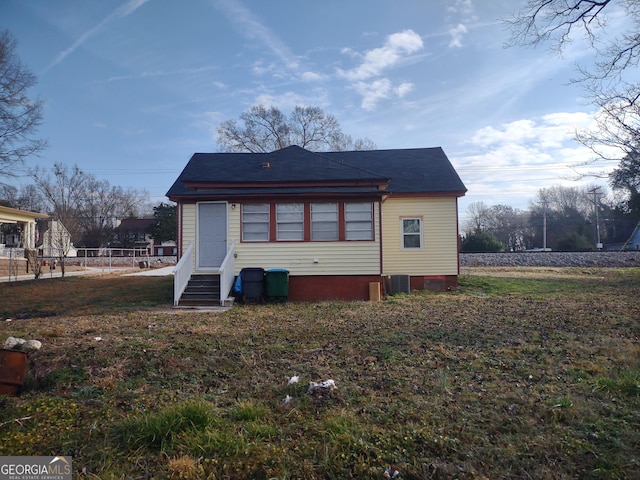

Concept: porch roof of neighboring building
[[0, 205, 49, 224]]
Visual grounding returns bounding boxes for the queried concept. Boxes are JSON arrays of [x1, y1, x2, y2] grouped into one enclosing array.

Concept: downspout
[[456, 197, 461, 275], [378, 197, 384, 292]]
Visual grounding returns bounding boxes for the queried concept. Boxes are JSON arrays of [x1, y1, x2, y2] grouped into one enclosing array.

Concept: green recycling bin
[[265, 268, 289, 302]]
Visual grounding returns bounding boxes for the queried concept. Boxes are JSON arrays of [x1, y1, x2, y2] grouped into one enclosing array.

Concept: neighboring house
[[167, 145, 467, 303], [112, 218, 177, 256], [0, 205, 49, 275], [112, 218, 155, 255], [38, 219, 77, 258], [622, 221, 640, 251], [153, 242, 177, 257], [604, 220, 640, 251], [0, 205, 49, 251]]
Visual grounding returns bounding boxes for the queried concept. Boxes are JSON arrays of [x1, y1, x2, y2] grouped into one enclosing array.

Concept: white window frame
[[401, 217, 423, 249], [276, 203, 304, 241], [311, 203, 339, 241], [345, 202, 373, 240], [242, 203, 270, 242]]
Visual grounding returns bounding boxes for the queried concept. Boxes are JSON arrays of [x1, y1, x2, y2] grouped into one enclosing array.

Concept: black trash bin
[[240, 268, 265, 302], [265, 268, 289, 302]]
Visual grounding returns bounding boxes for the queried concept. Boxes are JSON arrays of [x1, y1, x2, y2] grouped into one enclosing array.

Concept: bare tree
[[30, 163, 148, 249], [462, 201, 529, 250], [31, 163, 85, 244], [216, 105, 376, 153], [0, 30, 46, 177], [0, 183, 46, 212], [79, 178, 142, 248], [462, 201, 491, 234], [505, 1, 640, 156]]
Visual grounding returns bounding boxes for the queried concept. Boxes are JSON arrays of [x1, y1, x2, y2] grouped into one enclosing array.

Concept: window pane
[[345, 202, 373, 240], [311, 203, 338, 241], [402, 218, 422, 248], [242, 203, 269, 241], [403, 219, 420, 234], [277, 203, 303, 240], [403, 234, 421, 248]]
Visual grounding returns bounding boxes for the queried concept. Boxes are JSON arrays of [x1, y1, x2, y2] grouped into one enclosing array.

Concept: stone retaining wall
[[0, 257, 28, 276], [461, 252, 640, 268]]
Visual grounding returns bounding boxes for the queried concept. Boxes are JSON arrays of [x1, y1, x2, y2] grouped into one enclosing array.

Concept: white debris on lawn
[[287, 375, 299, 385], [3, 336, 42, 352], [383, 467, 400, 478], [307, 379, 336, 393]]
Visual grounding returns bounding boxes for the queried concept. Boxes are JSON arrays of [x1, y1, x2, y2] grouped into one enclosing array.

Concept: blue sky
[[0, 0, 627, 225]]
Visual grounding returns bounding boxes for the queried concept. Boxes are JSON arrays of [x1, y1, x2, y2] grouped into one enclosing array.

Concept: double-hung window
[[242, 204, 270, 241], [345, 202, 373, 240], [402, 217, 422, 249], [311, 203, 338, 240], [276, 203, 304, 240]]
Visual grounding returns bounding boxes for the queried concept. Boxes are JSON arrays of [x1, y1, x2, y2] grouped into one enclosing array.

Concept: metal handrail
[[173, 242, 194, 306]]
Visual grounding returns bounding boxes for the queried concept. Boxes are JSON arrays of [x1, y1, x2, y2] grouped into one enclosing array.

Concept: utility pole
[[588, 187, 602, 249], [542, 200, 547, 250], [539, 196, 548, 250]]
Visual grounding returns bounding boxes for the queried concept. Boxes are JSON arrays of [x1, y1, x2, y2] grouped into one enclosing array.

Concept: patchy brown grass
[[0, 274, 173, 318], [0, 268, 639, 479]]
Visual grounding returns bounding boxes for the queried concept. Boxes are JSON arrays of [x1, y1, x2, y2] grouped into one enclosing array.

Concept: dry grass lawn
[[0, 268, 639, 479]]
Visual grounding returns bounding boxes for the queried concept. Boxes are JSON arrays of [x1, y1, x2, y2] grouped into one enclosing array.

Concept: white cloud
[[447, 0, 473, 14], [300, 71, 323, 82], [453, 112, 615, 215], [395, 82, 414, 97], [254, 91, 316, 110], [338, 29, 423, 110], [354, 79, 415, 111], [470, 113, 594, 152], [448, 23, 468, 48], [355, 79, 392, 111], [337, 29, 423, 81]]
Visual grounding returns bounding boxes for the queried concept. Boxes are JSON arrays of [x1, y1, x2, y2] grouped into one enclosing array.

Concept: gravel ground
[[461, 251, 640, 267]]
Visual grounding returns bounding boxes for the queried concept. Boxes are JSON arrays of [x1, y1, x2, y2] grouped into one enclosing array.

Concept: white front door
[[197, 202, 227, 269]]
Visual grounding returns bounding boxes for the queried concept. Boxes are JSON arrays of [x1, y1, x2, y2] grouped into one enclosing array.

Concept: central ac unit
[[389, 274, 410, 294]]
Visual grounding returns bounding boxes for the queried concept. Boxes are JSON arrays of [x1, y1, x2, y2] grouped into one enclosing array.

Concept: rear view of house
[[167, 146, 466, 304]]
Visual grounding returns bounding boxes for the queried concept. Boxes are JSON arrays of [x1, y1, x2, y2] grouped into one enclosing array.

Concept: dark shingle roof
[[167, 145, 466, 199]]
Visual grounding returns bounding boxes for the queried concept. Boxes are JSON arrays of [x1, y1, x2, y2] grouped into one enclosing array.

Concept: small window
[[157, 247, 164, 256], [277, 203, 304, 240], [242, 204, 270, 241], [402, 218, 422, 249], [311, 203, 338, 240], [345, 202, 373, 240]]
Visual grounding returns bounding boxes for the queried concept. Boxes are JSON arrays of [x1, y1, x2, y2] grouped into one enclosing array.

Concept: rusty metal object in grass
[[0, 348, 28, 395]]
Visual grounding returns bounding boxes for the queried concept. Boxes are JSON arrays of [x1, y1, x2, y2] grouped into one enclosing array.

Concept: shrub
[[460, 230, 504, 252]]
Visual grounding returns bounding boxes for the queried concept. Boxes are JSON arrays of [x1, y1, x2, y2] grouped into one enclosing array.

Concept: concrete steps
[[178, 274, 221, 306]]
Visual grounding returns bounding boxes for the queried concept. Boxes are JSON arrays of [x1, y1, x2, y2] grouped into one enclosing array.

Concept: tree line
[[1, 163, 152, 249], [461, 181, 639, 253]]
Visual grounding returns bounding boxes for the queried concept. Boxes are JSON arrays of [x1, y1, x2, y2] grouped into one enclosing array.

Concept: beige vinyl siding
[[229, 202, 381, 276], [381, 197, 459, 276], [181, 203, 197, 268]]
